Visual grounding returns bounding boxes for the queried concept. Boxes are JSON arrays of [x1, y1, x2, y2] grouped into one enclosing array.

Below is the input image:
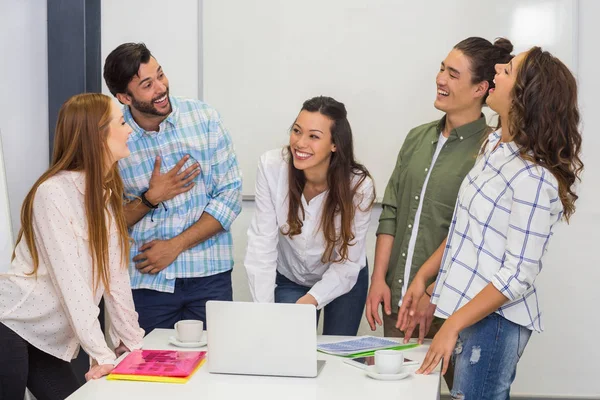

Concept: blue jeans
[[451, 313, 532, 400], [132, 270, 233, 334], [274, 266, 368, 336]]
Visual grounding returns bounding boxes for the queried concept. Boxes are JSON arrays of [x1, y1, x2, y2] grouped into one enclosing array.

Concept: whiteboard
[[203, 0, 578, 198], [0, 130, 14, 273]]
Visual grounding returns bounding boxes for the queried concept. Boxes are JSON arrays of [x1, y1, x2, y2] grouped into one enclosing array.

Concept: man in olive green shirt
[[376, 115, 487, 314], [365, 37, 513, 389]]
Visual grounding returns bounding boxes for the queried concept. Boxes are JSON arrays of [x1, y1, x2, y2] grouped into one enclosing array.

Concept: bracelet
[[140, 191, 159, 209], [424, 289, 432, 297]]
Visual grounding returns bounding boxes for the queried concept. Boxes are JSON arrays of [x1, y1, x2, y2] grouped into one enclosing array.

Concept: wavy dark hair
[[509, 47, 583, 221], [283, 96, 374, 263]]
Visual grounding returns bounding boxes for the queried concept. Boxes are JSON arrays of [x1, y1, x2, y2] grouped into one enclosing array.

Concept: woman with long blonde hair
[[0, 93, 144, 399]]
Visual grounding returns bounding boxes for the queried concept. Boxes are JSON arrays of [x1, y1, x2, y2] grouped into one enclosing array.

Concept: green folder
[[341, 343, 420, 358], [316, 342, 420, 358]]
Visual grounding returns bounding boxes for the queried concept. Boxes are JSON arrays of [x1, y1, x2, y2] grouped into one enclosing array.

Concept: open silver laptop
[[206, 301, 325, 378]]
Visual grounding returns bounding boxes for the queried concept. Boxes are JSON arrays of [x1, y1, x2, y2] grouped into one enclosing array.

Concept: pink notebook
[[111, 350, 206, 378]]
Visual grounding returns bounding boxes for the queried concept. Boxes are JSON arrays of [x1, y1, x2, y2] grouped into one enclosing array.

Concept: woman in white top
[[245, 96, 375, 335], [398, 48, 583, 399], [0, 93, 144, 399]]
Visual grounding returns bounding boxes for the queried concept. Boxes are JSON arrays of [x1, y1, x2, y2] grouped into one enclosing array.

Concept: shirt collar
[[435, 114, 488, 142], [487, 128, 520, 158], [123, 96, 180, 141]]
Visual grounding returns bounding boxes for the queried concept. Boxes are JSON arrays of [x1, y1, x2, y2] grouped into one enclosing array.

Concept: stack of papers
[[317, 336, 413, 357]]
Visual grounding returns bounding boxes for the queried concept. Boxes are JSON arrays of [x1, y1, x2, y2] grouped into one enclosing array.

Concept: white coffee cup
[[174, 319, 204, 342], [374, 350, 404, 374]]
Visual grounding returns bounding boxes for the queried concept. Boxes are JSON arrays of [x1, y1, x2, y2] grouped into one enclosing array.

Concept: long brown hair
[[509, 47, 583, 221], [284, 96, 375, 263], [13, 93, 130, 293]]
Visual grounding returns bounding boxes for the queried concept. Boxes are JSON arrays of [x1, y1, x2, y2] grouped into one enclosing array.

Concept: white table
[[67, 329, 441, 400]]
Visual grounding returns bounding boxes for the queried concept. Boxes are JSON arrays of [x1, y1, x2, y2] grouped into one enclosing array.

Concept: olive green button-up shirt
[[377, 115, 489, 307]]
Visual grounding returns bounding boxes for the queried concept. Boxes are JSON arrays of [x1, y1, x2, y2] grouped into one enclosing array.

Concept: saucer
[[365, 365, 410, 381], [168, 335, 207, 348]]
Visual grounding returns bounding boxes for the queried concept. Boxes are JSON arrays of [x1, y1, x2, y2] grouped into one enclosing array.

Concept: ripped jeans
[[451, 313, 532, 400]]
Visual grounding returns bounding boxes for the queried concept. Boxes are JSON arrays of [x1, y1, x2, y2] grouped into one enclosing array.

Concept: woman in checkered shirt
[[398, 48, 583, 399]]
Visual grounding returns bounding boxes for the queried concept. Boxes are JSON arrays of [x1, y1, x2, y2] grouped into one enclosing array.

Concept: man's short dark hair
[[103, 43, 153, 96]]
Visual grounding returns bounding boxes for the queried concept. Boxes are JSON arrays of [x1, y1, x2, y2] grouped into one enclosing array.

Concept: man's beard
[[129, 88, 172, 117]]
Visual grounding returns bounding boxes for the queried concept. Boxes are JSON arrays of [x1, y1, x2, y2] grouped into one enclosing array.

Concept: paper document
[[317, 336, 409, 356]]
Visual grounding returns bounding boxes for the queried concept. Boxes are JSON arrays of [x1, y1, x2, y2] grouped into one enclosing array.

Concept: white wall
[[0, 0, 49, 272]]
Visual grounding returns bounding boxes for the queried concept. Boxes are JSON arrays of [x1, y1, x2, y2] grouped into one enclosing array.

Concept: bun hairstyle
[[493, 37, 514, 53], [454, 37, 514, 103]]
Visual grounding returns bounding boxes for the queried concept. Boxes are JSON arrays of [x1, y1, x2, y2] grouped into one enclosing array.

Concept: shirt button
[[415, 196, 419, 200], [425, 167, 428, 172], [402, 253, 406, 257], [408, 224, 412, 229], [460, 136, 464, 140], [398, 279, 403, 284]]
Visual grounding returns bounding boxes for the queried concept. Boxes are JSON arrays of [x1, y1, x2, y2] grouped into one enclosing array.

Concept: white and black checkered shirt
[[431, 130, 563, 332]]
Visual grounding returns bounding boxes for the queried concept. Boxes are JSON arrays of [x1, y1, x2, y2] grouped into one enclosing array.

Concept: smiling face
[[288, 110, 337, 176], [434, 49, 488, 115], [105, 101, 133, 165], [487, 52, 526, 120], [117, 56, 171, 117]]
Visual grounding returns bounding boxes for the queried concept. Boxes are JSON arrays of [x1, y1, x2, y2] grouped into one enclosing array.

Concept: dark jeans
[[275, 266, 368, 336], [0, 322, 80, 400], [132, 270, 233, 334]]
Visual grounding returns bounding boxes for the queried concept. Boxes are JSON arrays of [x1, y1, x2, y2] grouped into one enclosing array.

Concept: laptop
[[206, 301, 326, 378]]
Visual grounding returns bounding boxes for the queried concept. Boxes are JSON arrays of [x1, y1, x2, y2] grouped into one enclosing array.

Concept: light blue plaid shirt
[[118, 97, 242, 293], [431, 130, 563, 332]]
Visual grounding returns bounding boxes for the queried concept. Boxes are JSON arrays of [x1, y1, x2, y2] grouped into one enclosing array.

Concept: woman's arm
[[417, 283, 508, 375], [244, 152, 281, 303], [415, 238, 448, 282]]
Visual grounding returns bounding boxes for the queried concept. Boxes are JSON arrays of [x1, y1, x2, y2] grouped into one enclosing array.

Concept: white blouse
[[245, 149, 375, 309], [0, 170, 144, 365]]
